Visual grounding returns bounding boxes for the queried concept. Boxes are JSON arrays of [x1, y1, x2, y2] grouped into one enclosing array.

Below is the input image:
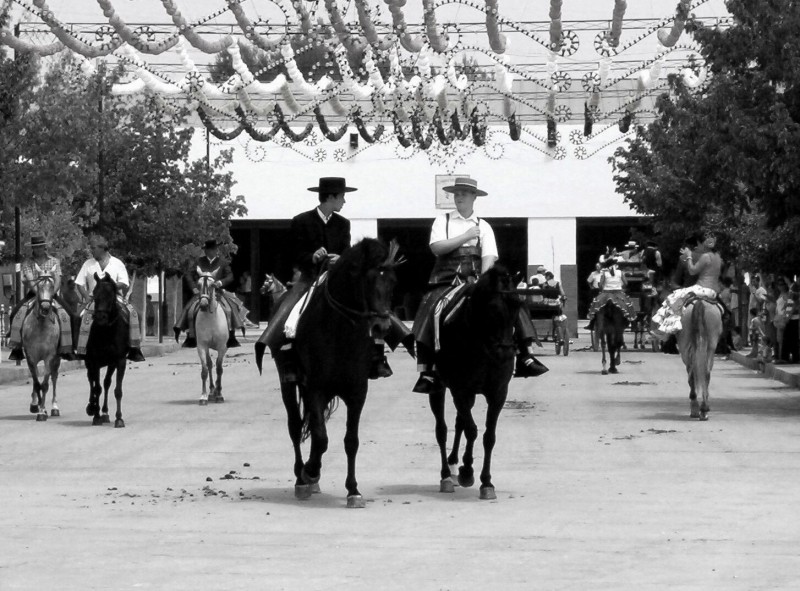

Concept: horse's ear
[[94, 272, 101, 282], [382, 239, 406, 267]]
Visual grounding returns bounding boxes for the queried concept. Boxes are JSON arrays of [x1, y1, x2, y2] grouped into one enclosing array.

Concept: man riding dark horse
[[411, 177, 547, 395], [74, 234, 146, 362], [256, 176, 414, 383], [174, 239, 248, 348], [6, 234, 75, 362]]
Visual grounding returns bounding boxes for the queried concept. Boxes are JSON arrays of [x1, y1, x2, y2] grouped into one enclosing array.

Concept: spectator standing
[[748, 274, 767, 314], [587, 262, 603, 302], [773, 278, 790, 363], [782, 282, 800, 364]]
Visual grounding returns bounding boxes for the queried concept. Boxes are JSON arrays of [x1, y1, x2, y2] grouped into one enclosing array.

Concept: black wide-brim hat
[[307, 177, 358, 193], [204, 239, 219, 250]]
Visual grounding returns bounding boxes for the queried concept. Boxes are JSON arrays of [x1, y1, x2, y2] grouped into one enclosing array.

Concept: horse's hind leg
[[213, 349, 226, 403], [281, 383, 309, 498], [448, 412, 465, 484], [301, 393, 329, 491], [427, 388, 454, 493], [478, 389, 507, 500], [49, 358, 61, 417], [343, 396, 366, 508], [113, 361, 126, 428]]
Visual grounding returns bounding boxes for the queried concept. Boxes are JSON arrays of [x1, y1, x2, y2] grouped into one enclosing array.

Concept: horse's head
[[33, 274, 56, 316], [196, 268, 219, 312], [329, 238, 400, 336], [92, 272, 119, 326], [469, 264, 520, 358]]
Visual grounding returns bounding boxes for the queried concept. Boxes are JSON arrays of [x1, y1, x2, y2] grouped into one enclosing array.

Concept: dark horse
[[85, 273, 130, 428], [428, 264, 519, 501], [595, 300, 628, 375], [256, 238, 400, 508]]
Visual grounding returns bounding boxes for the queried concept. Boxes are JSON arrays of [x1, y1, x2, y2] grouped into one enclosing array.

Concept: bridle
[[323, 265, 393, 326], [32, 274, 55, 316], [197, 272, 218, 312]]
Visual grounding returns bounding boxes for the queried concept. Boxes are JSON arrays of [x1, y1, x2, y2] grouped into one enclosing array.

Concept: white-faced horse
[[195, 269, 229, 405], [677, 299, 723, 420], [22, 274, 61, 421]]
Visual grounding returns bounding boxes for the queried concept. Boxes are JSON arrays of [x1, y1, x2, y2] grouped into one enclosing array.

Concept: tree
[[0, 51, 245, 275], [610, 0, 800, 274]]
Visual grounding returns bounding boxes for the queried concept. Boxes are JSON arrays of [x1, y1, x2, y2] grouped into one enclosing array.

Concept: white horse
[[21, 275, 61, 421], [194, 269, 229, 405]]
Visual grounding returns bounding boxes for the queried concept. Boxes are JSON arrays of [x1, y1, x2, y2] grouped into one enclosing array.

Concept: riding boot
[[369, 341, 393, 380], [173, 326, 182, 343], [127, 347, 146, 362], [58, 347, 78, 361], [182, 329, 197, 348], [383, 314, 416, 358], [586, 318, 595, 332], [8, 347, 24, 362], [412, 342, 442, 393], [514, 353, 549, 378], [227, 330, 241, 348]]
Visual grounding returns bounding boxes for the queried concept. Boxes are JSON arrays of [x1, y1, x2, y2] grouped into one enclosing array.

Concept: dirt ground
[[1, 338, 799, 590]]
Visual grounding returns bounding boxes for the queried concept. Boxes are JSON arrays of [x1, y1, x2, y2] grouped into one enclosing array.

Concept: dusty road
[[1, 338, 799, 590]]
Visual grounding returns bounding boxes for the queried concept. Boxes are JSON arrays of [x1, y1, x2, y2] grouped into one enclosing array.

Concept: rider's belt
[[429, 246, 481, 285]]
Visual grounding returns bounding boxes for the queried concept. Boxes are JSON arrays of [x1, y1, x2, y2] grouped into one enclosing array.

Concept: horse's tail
[[300, 397, 339, 443], [688, 301, 709, 390], [254, 341, 266, 375]]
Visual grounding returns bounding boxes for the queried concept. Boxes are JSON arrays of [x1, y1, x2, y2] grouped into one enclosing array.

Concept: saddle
[[432, 283, 472, 350], [682, 293, 726, 317]]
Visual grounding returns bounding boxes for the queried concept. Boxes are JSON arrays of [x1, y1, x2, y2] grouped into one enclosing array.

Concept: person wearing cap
[[6, 234, 76, 361], [73, 234, 146, 362], [173, 239, 248, 348], [411, 177, 546, 394], [256, 177, 414, 383], [585, 256, 637, 332]]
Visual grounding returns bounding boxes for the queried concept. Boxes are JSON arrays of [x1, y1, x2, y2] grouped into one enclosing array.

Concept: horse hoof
[[294, 484, 312, 500], [214, 396, 224, 403], [346, 495, 366, 509], [199, 399, 208, 406], [92, 416, 103, 426], [30, 404, 38, 414], [50, 409, 60, 417], [36, 413, 47, 422], [601, 369, 608, 375], [86, 404, 98, 417], [690, 410, 700, 419], [114, 419, 125, 428], [310, 482, 321, 494], [301, 468, 320, 486], [101, 414, 110, 424], [440, 479, 455, 493], [479, 486, 497, 500], [699, 413, 709, 421], [609, 367, 619, 374], [457, 472, 475, 488]]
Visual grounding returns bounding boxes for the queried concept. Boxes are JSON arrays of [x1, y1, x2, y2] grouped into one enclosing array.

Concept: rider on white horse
[[6, 234, 75, 361], [651, 232, 723, 337], [173, 239, 248, 349]]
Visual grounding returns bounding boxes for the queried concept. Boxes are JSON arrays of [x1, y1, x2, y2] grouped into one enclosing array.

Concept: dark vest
[[428, 213, 482, 286]]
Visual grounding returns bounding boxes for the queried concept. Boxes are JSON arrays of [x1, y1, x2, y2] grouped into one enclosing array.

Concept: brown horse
[[677, 299, 723, 421], [21, 274, 61, 421], [595, 300, 628, 375]]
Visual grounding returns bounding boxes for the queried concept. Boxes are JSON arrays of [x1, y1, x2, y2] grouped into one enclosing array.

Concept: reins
[[323, 272, 391, 326]]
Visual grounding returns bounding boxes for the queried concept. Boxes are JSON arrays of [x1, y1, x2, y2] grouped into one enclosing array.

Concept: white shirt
[[75, 255, 129, 293], [430, 210, 498, 260]]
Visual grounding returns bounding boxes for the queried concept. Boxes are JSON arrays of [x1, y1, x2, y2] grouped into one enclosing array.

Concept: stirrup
[[369, 357, 393, 380]]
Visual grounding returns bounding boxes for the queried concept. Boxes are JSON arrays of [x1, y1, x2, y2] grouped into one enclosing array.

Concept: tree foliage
[[611, 0, 800, 274], [0, 50, 246, 275]]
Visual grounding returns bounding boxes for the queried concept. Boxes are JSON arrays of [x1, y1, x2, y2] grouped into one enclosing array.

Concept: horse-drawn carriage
[[518, 286, 569, 356]]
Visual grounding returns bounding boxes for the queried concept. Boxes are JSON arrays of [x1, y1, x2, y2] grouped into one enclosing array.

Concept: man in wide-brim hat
[[7, 234, 76, 361], [256, 176, 414, 384], [410, 176, 548, 394]]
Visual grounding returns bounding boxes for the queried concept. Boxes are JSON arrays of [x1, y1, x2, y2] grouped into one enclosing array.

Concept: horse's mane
[[331, 238, 393, 278]]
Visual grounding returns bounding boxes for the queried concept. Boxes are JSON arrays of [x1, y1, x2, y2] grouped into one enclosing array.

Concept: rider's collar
[[206, 255, 218, 264], [316, 207, 332, 224], [451, 209, 478, 222]]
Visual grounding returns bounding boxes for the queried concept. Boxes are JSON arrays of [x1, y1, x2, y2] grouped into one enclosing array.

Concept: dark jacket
[[291, 208, 351, 278], [186, 255, 234, 292]]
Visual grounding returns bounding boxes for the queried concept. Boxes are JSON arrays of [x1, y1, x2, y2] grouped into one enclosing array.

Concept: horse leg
[[608, 338, 620, 374], [301, 392, 328, 491], [27, 359, 47, 421], [600, 330, 609, 375], [428, 388, 454, 493], [452, 392, 478, 488], [198, 347, 209, 405], [478, 389, 508, 500], [85, 365, 101, 420], [49, 357, 61, 417], [113, 360, 126, 428], [281, 382, 309, 498], [214, 348, 226, 403], [448, 413, 465, 475], [343, 395, 366, 508], [99, 366, 114, 424]]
